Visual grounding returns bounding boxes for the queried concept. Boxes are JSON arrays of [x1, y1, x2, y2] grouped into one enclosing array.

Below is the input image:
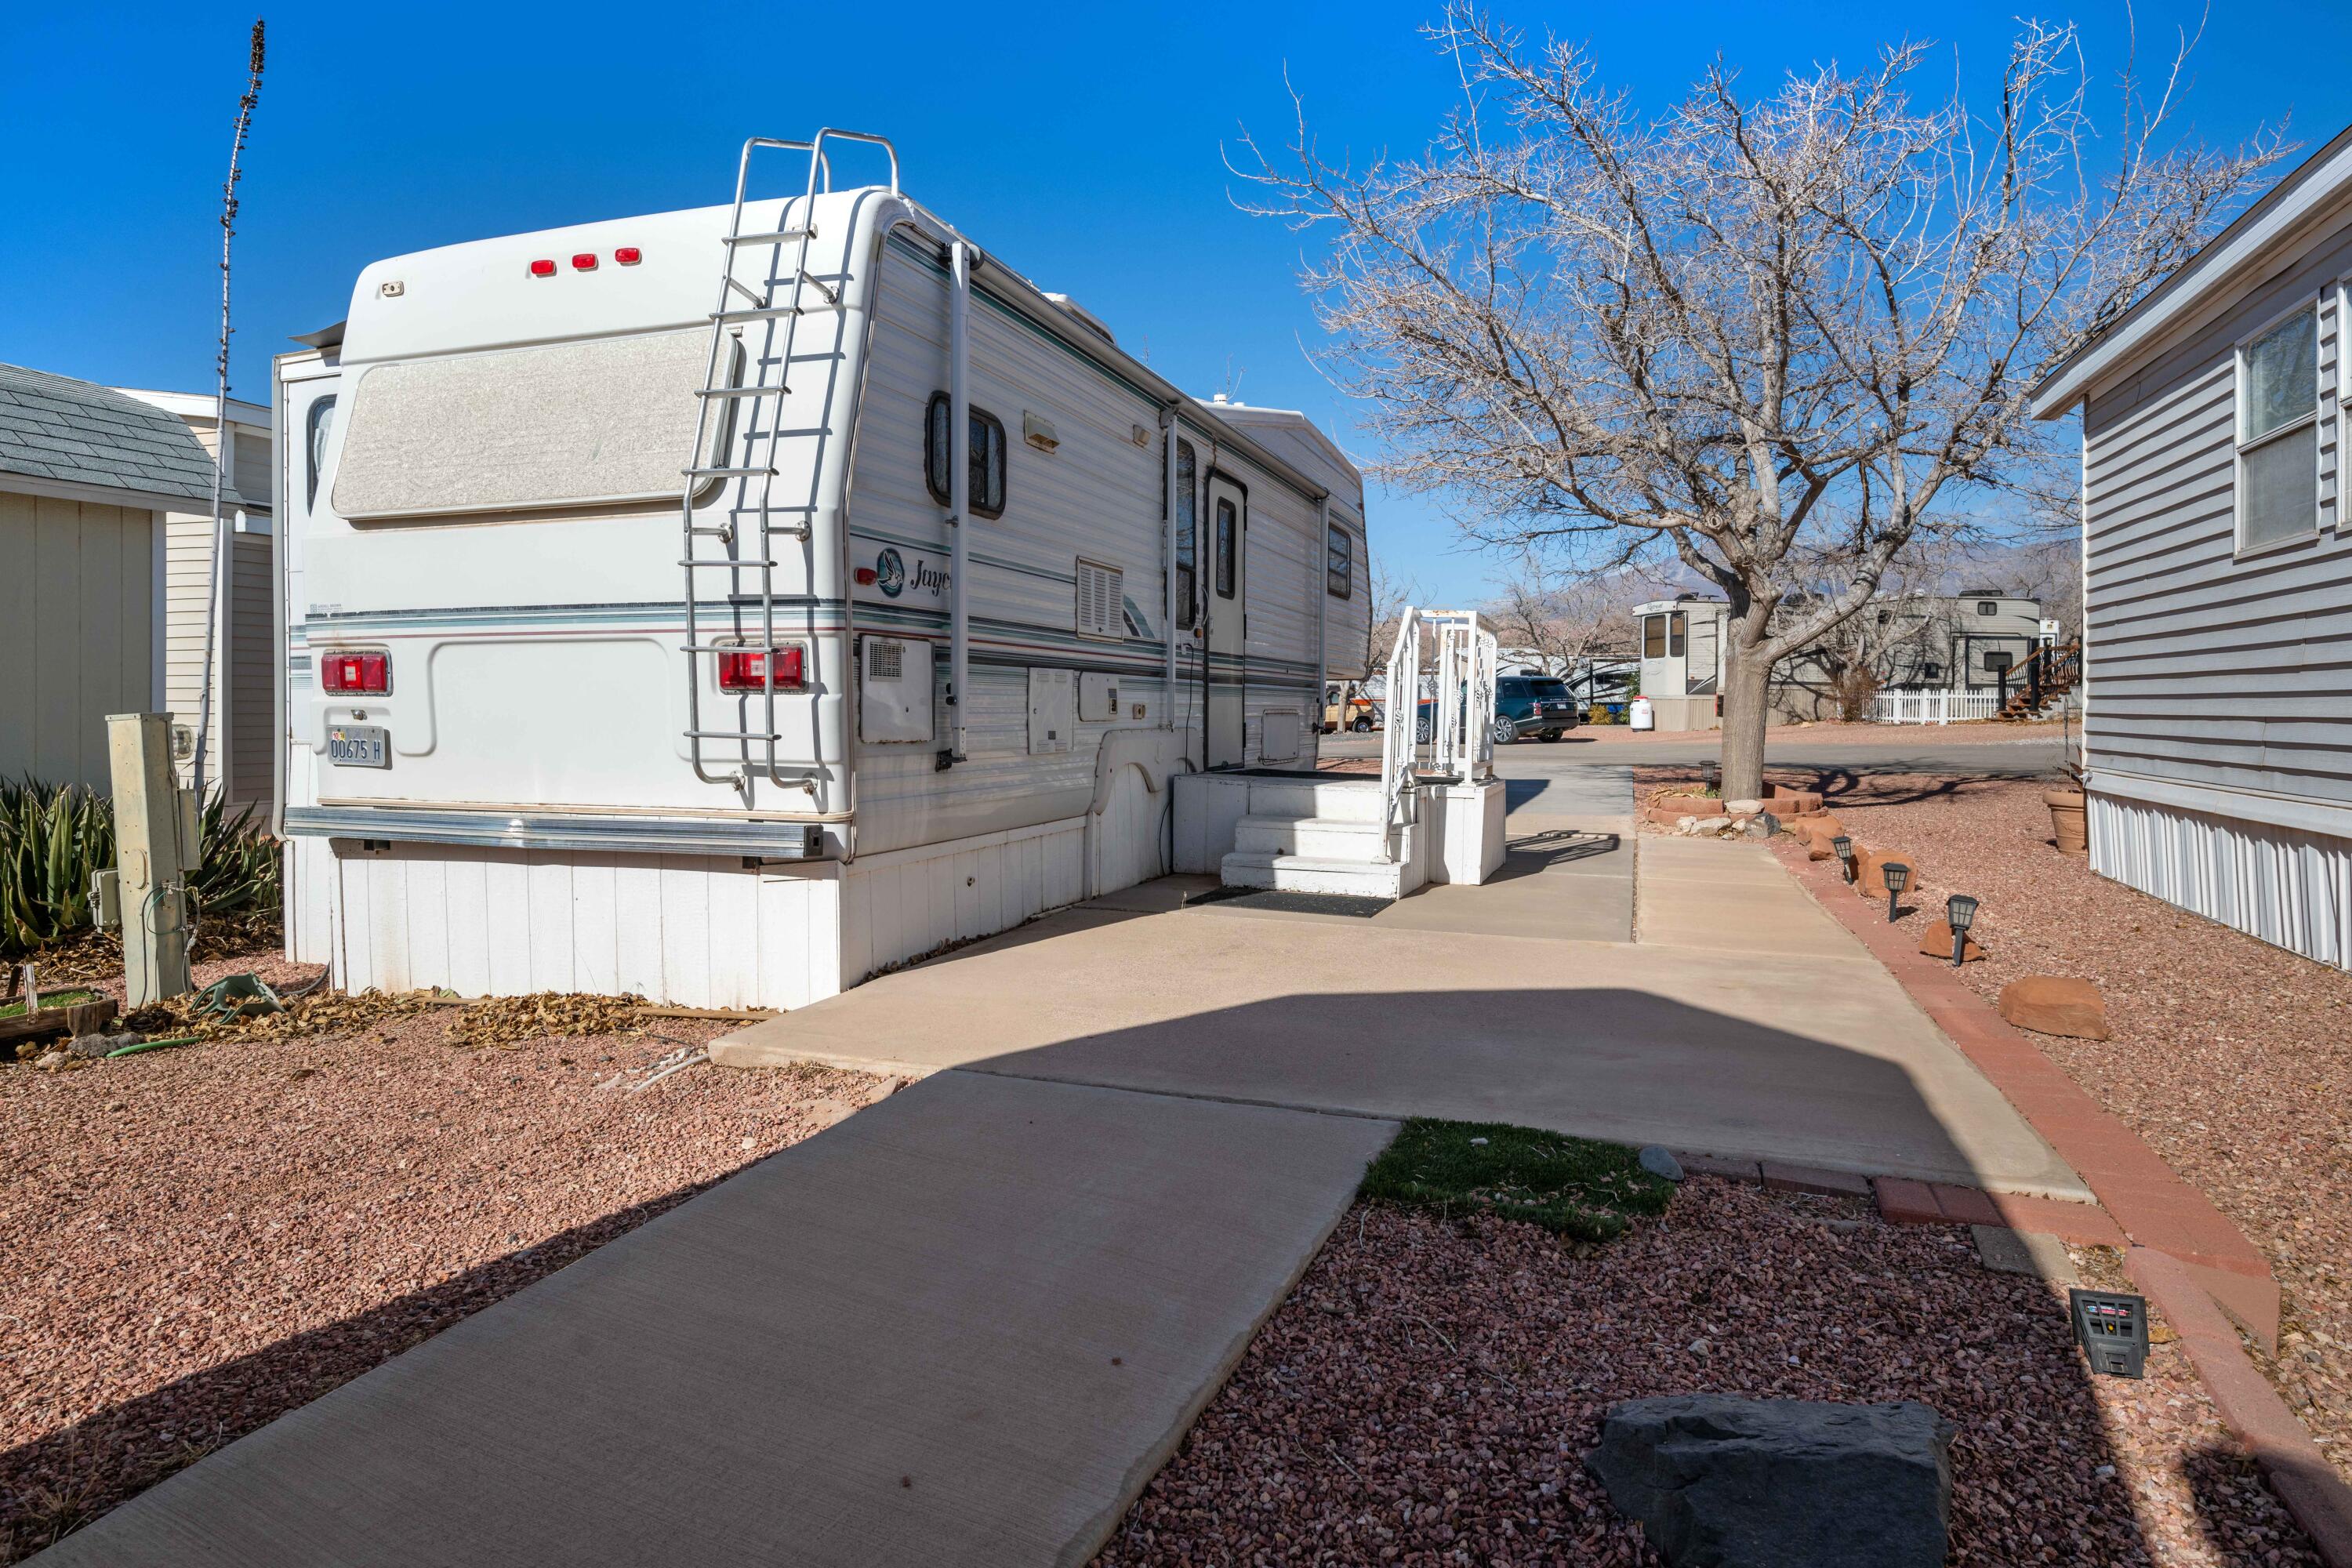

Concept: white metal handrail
[[1378, 608, 1498, 861]]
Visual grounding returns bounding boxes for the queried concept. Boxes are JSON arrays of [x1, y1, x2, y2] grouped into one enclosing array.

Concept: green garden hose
[[106, 1036, 200, 1058]]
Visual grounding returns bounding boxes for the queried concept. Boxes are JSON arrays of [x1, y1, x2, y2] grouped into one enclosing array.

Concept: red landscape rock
[[1998, 975, 2111, 1040], [1918, 919, 1985, 963]]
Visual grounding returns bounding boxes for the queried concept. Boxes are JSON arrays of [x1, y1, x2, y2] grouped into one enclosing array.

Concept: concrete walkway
[[34, 1073, 1392, 1567]]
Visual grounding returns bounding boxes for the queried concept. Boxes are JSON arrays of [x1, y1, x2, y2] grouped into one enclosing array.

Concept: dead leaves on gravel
[[129, 988, 658, 1051], [441, 992, 646, 1047]]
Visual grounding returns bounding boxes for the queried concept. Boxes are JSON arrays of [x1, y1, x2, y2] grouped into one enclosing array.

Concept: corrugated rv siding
[[2082, 215, 2352, 808], [0, 492, 156, 788]]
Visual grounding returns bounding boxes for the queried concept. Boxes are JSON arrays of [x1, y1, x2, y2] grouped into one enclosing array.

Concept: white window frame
[[2233, 297, 2321, 558]]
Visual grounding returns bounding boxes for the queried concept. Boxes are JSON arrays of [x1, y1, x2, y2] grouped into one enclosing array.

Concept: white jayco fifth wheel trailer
[[274, 131, 1372, 1008]]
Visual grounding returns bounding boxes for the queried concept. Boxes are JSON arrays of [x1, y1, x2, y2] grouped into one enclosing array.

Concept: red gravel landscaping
[[0, 964, 882, 1563], [1643, 764, 2352, 1496], [1094, 1183, 2317, 1567]]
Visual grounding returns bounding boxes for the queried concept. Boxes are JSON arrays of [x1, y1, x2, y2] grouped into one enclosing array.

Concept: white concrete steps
[[1240, 779, 1388, 822], [1233, 814, 1391, 859], [1221, 850, 1409, 899], [1217, 775, 1411, 899]]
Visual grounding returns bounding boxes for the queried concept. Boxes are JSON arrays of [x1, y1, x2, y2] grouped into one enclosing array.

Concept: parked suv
[[1497, 674, 1582, 742], [1415, 675, 1584, 745]]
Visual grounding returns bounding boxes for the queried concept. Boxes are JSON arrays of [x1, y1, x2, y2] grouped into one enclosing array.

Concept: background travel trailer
[[278, 141, 1370, 1007]]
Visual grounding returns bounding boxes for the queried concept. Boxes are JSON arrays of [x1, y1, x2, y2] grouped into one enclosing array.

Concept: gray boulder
[[1586, 1396, 1953, 1567], [1637, 1145, 1686, 1182]]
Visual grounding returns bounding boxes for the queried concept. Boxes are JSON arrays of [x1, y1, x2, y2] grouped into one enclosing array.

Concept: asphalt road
[[1319, 726, 2067, 780]]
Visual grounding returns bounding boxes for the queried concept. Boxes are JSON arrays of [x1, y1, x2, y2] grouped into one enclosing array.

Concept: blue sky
[[7, 1, 2343, 602]]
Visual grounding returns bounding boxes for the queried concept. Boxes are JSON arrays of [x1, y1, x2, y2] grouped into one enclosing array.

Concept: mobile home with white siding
[[2032, 124, 2352, 969], [276, 133, 1370, 1007]]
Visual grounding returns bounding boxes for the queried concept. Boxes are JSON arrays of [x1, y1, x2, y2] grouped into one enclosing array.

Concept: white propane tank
[[1630, 697, 1655, 731]]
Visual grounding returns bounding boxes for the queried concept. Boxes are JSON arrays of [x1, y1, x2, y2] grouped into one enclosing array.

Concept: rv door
[[1204, 472, 1247, 767]]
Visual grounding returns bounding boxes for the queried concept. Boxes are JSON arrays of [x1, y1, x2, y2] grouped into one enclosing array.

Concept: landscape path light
[[1945, 894, 1980, 967], [1831, 835, 1855, 884], [1881, 861, 1911, 922]]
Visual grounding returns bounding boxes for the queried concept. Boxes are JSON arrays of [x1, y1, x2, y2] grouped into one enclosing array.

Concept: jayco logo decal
[[875, 548, 906, 598]]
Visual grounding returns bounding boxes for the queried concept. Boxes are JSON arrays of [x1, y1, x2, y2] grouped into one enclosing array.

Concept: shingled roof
[[0, 361, 241, 509]]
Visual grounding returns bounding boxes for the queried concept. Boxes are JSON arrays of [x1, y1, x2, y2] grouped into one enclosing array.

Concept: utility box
[[1078, 671, 1120, 724], [1027, 668, 1073, 755], [858, 635, 935, 744]]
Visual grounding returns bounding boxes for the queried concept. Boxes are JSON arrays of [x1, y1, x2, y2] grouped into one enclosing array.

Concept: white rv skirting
[[285, 804, 1166, 1009], [2089, 787, 2352, 971]]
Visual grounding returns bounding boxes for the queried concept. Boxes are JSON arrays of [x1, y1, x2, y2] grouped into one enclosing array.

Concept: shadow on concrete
[[1483, 829, 1620, 881], [1503, 776, 1550, 811], [0, 1178, 720, 1565], [953, 988, 2002, 1190]]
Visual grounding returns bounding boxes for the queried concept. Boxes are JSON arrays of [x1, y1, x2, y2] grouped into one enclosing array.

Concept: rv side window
[[305, 394, 337, 509], [1668, 612, 1687, 658], [925, 393, 1007, 520], [1174, 440, 1198, 627], [1642, 615, 1666, 659], [1214, 497, 1237, 600], [1326, 523, 1352, 598]]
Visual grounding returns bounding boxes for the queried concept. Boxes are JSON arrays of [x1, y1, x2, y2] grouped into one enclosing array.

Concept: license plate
[[328, 724, 389, 768]]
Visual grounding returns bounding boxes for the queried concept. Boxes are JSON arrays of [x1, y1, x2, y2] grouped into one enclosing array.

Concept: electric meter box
[[858, 636, 935, 743]]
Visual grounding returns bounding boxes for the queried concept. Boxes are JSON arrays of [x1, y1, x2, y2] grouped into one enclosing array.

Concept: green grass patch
[[1360, 1118, 1677, 1242], [0, 987, 99, 1020]]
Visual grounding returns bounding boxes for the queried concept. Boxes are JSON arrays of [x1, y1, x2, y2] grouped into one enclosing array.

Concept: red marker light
[[572, 252, 597, 271], [613, 246, 642, 265], [528, 259, 557, 278], [717, 646, 805, 693], [854, 567, 877, 586], [321, 651, 391, 695]]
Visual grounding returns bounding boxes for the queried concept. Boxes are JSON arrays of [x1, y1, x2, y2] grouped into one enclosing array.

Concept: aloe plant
[[0, 780, 280, 959]]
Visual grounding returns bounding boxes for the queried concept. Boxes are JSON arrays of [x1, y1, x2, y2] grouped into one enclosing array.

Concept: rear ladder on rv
[[677, 131, 899, 804]]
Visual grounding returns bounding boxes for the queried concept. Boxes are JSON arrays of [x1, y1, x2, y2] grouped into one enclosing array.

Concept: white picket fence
[[1866, 689, 2003, 725]]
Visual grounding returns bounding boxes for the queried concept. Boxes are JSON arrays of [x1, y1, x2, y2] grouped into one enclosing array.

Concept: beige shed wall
[[0, 490, 158, 788]]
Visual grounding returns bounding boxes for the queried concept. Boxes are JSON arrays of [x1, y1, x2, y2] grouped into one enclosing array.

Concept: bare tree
[[1486, 550, 1634, 677], [1363, 555, 1422, 683], [1235, 9, 2276, 796]]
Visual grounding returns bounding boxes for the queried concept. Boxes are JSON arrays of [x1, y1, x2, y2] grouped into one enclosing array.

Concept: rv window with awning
[[330, 328, 719, 519]]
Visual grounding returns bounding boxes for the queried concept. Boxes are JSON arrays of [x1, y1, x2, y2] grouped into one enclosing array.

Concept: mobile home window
[[1214, 497, 1237, 599], [924, 393, 1007, 519], [1326, 523, 1352, 598], [1174, 440, 1198, 627], [305, 395, 337, 508], [2237, 307, 2318, 550]]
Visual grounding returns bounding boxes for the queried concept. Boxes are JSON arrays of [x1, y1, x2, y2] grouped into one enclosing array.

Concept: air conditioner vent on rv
[[1043, 292, 1116, 344], [1075, 559, 1123, 641]]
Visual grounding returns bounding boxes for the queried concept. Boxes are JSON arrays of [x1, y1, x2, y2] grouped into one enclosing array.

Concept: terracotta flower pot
[[2044, 789, 2088, 855]]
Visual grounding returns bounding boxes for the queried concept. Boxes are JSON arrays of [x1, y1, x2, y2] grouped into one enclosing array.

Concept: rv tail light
[[572, 252, 597, 271], [528, 259, 557, 278], [321, 652, 390, 695], [717, 645, 805, 693], [613, 246, 642, 265]]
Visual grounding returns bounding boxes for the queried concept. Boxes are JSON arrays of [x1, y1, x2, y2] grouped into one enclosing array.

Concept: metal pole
[[1163, 405, 1179, 735], [107, 713, 194, 1006], [1314, 497, 1330, 750], [946, 241, 971, 763]]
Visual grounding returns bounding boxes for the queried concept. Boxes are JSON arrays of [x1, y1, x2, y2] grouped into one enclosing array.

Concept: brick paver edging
[[1769, 836, 2352, 1564]]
